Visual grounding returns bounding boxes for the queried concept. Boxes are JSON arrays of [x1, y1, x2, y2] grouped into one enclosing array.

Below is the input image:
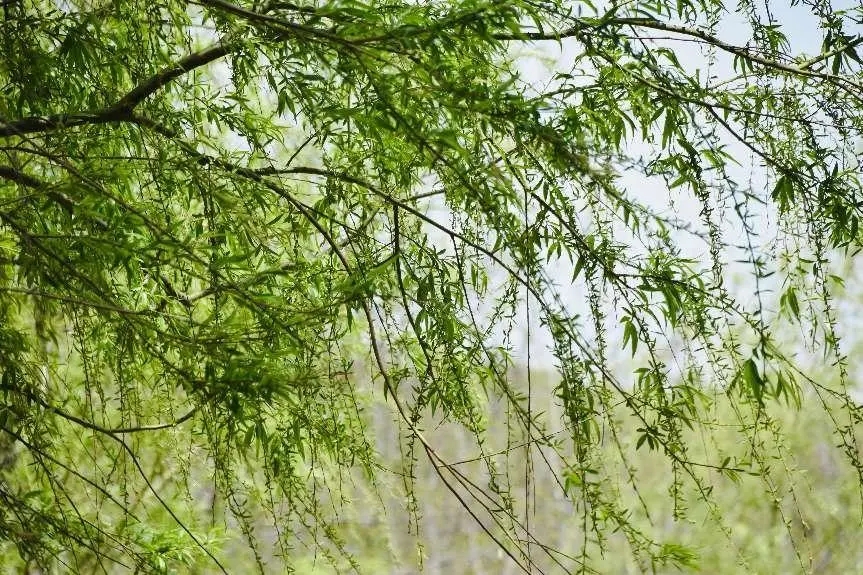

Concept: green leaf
[[743, 358, 764, 405]]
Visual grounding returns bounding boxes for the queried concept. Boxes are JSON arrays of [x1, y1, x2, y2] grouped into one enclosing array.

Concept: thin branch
[[73, 401, 196, 436], [496, 17, 863, 95], [0, 287, 153, 317], [0, 425, 144, 523], [799, 35, 863, 70], [0, 383, 197, 435], [2, 385, 225, 573], [265, 169, 541, 575]]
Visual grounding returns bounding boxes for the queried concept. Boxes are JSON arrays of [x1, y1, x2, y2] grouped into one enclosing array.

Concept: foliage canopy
[[2, 0, 863, 572]]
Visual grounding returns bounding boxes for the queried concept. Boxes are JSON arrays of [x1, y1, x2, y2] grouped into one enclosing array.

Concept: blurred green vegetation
[[2, 365, 862, 574], [310, 375, 863, 574], [3, 1, 863, 572]]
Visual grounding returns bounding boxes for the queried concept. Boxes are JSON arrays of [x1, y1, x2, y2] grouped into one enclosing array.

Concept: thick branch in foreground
[[0, 165, 76, 213], [0, 41, 231, 138], [111, 41, 233, 113], [0, 165, 43, 189]]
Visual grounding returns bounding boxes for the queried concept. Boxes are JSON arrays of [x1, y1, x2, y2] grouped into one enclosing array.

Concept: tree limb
[[0, 41, 232, 138]]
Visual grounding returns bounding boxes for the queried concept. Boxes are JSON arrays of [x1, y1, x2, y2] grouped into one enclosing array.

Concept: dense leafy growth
[[1, 0, 863, 572]]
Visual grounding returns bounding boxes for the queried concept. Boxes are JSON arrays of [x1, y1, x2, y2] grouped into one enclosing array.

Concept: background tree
[[1, 0, 863, 572]]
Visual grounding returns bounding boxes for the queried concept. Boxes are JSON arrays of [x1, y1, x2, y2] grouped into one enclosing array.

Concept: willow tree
[[1, 0, 862, 572]]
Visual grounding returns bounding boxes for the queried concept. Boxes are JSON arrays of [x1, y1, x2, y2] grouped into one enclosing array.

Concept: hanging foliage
[[1, 0, 863, 572]]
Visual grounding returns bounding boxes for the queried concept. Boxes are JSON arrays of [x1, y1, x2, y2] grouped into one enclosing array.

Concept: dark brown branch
[[610, 18, 852, 85], [0, 164, 42, 188], [0, 112, 114, 138], [193, 0, 346, 44], [0, 41, 231, 138], [110, 41, 233, 113], [0, 165, 77, 213]]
